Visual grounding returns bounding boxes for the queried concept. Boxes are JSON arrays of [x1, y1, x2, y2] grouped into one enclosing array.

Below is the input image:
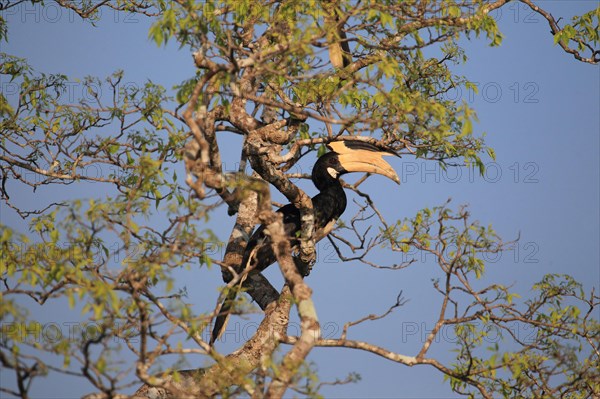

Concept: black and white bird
[[211, 140, 400, 345]]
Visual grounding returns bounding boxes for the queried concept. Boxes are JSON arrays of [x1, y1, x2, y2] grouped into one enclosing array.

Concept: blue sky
[[1, 1, 599, 398]]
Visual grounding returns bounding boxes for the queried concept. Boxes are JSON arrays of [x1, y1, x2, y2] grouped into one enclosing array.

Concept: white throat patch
[[326, 167, 339, 178]]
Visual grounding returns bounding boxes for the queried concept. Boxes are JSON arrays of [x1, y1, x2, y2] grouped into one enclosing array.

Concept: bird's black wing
[[242, 203, 301, 273]]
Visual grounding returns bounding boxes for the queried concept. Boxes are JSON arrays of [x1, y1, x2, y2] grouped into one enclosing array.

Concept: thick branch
[[133, 287, 292, 398]]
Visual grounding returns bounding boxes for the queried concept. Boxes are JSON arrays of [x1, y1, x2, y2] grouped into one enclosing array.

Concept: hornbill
[[210, 140, 400, 345]]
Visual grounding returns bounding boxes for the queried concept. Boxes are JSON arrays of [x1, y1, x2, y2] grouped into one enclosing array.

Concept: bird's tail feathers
[[210, 287, 239, 346], [210, 246, 259, 345]]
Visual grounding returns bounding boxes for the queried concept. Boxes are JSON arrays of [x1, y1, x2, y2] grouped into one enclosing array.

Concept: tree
[[1, 1, 598, 398]]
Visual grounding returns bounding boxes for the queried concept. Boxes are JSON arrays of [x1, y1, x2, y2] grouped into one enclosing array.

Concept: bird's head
[[313, 140, 400, 189]]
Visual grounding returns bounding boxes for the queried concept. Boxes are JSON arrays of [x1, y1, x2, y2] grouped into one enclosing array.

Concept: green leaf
[[448, 6, 461, 18]]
